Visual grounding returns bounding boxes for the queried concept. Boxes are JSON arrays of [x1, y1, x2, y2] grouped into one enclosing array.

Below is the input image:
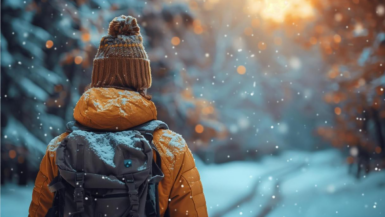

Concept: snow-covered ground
[[1, 183, 33, 217], [1, 149, 385, 217], [197, 149, 385, 217]]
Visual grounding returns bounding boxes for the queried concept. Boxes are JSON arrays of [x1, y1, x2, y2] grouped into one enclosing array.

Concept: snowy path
[[211, 162, 305, 217]]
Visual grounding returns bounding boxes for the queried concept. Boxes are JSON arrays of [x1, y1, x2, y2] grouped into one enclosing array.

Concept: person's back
[[29, 15, 208, 217]]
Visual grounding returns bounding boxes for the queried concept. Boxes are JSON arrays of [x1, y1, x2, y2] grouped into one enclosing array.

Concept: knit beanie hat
[[91, 15, 151, 92]]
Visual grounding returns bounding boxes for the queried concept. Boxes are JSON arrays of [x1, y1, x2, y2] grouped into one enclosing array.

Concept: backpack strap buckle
[[73, 188, 84, 202]]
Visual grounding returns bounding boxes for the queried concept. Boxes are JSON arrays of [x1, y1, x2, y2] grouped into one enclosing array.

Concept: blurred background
[[1, 0, 385, 216]]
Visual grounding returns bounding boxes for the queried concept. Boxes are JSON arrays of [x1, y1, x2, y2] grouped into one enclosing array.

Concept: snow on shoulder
[[47, 132, 69, 153], [154, 129, 188, 171]]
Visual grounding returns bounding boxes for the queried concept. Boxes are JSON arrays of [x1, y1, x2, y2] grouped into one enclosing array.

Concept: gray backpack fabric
[[46, 120, 168, 217]]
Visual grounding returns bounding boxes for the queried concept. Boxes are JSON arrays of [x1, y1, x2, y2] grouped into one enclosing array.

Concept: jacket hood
[[73, 88, 157, 130]]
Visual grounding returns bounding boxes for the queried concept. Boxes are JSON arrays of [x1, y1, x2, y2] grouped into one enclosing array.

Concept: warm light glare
[[237, 65, 246, 75], [46, 40, 54, 49], [195, 124, 204, 133], [247, 0, 314, 23]]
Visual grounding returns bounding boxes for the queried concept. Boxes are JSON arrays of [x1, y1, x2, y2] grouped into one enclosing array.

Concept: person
[[28, 15, 208, 217]]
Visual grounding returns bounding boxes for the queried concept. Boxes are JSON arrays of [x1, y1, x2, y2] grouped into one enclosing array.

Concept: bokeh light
[[195, 124, 204, 133], [46, 40, 53, 49], [74, 56, 83, 65], [237, 65, 246, 74]]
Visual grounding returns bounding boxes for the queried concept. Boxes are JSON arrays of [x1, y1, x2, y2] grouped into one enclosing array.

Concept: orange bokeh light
[[82, 32, 91, 42], [74, 56, 83, 65], [193, 20, 203, 34], [9, 150, 16, 159], [195, 124, 204, 133], [237, 65, 246, 75], [46, 40, 54, 49], [171, 37, 181, 46], [334, 107, 341, 115], [333, 34, 341, 43]]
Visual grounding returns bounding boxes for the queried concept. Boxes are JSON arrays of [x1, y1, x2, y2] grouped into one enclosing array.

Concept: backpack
[[45, 120, 168, 217]]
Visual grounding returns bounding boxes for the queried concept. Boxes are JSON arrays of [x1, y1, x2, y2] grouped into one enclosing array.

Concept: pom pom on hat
[[108, 15, 140, 37]]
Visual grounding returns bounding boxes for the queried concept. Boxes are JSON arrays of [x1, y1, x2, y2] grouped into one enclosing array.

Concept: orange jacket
[[28, 88, 208, 217]]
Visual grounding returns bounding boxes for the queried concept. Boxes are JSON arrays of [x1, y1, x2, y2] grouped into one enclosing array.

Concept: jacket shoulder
[[47, 132, 70, 153], [152, 129, 189, 169]]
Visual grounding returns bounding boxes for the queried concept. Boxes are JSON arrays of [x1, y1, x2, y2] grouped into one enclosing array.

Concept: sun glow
[[247, 0, 314, 23]]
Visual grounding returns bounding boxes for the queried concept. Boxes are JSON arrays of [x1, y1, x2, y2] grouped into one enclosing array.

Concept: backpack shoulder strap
[[132, 120, 168, 217], [65, 120, 169, 133], [130, 120, 169, 135], [131, 120, 168, 166], [65, 121, 99, 133]]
